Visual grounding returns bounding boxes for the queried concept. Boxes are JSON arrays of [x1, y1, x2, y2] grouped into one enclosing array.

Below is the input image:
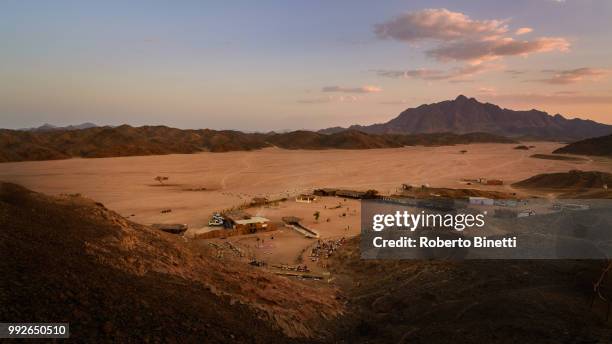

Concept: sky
[[1, 0, 612, 131]]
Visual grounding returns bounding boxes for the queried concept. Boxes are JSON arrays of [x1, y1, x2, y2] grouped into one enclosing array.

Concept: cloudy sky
[[1, 0, 611, 130]]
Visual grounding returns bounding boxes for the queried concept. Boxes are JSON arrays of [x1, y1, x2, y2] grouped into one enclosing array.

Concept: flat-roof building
[[296, 194, 317, 203], [223, 210, 271, 233]]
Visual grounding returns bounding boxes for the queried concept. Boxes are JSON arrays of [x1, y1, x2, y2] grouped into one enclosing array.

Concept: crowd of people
[[310, 237, 346, 261]]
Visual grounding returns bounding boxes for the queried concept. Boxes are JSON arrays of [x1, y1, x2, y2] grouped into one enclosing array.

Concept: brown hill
[[513, 170, 612, 189], [0, 125, 270, 162], [268, 131, 515, 150], [320, 95, 612, 140], [530, 154, 587, 162], [0, 125, 515, 162], [0, 183, 340, 342], [266, 130, 403, 150], [553, 134, 612, 157]]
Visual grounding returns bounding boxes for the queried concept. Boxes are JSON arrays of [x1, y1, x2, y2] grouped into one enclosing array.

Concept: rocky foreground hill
[[2, 183, 612, 342], [0, 125, 514, 162], [327, 237, 612, 344], [321, 95, 612, 141], [0, 183, 340, 342]]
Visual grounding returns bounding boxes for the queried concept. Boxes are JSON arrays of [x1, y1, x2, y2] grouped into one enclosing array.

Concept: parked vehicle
[[208, 214, 224, 226]]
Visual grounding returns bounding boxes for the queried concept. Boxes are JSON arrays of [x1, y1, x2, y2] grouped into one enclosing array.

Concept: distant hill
[[530, 154, 587, 162], [266, 130, 402, 149], [19, 122, 98, 132], [0, 125, 270, 162], [320, 95, 612, 141], [553, 134, 612, 157], [513, 170, 612, 189], [266, 130, 514, 150], [0, 125, 515, 162]]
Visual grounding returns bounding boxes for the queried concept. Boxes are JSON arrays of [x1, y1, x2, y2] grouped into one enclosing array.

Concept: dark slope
[[321, 95, 612, 140], [264, 130, 512, 150], [266, 130, 403, 149], [553, 134, 612, 157], [0, 183, 340, 342], [326, 237, 612, 344]]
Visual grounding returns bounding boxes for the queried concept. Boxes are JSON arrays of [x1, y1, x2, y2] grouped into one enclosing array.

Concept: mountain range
[[0, 125, 514, 162], [18, 122, 98, 132], [320, 95, 612, 141], [2, 96, 611, 162]]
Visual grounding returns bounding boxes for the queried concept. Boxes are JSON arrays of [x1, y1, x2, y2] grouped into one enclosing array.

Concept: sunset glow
[[1, 1, 611, 130]]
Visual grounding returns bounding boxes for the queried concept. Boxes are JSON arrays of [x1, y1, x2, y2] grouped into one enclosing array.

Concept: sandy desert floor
[[2, 142, 611, 269], [2, 142, 610, 225]]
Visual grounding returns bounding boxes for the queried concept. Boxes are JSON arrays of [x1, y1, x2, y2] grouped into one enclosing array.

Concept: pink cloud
[[515, 27, 533, 35], [426, 37, 569, 64], [321, 85, 382, 93], [535, 67, 609, 84], [481, 92, 612, 105], [375, 8, 508, 42], [375, 9, 570, 66], [297, 95, 359, 104], [373, 63, 498, 81], [477, 87, 497, 96]]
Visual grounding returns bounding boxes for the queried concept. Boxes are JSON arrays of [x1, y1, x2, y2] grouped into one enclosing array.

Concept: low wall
[[194, 222, 277, 239]]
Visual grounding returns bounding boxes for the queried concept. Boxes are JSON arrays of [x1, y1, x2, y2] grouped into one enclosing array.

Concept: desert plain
[[2, 142, 611, 270]]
